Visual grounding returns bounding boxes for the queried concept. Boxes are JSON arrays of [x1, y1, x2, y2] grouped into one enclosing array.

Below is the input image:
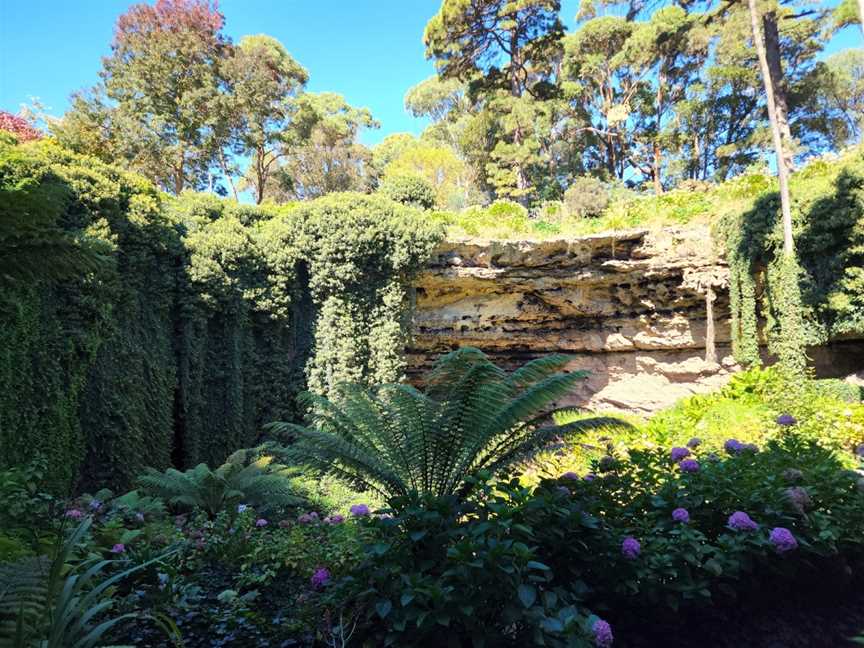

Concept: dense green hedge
[[721, 148, 864, 368], [0, 140, 442, 491]]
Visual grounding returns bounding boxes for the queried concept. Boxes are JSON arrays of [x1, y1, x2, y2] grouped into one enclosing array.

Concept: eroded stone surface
[[407, 227, 738, 413]]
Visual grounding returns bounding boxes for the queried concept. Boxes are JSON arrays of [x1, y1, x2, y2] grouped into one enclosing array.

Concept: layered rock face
[[408, 227, 737, 413]]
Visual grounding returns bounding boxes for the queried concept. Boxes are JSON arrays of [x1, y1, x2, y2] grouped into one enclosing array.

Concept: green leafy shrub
[[528, 434, 864, 621], [289, 472, 385, 516], [564, 176, 609, 218], [378, 175, 437, 210], [113, 503, 372, 646], [270, 348, 620, 503], [542, 369, 864, 479], [343, 487, 595, 647], [0, 458, 68, 554]]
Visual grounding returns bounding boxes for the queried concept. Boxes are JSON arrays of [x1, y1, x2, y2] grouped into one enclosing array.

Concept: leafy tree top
[[0, 112, 42, 142], [424, 0, 564, 97]]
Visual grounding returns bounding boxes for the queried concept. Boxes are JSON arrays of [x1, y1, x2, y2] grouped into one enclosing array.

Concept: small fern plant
[[268, 348, 621, 503], [138, 449, 300, 519]]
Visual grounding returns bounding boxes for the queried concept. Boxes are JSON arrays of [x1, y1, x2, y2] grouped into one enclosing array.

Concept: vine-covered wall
[[720, 148, 864, 370], [0, 140, 442, 491]]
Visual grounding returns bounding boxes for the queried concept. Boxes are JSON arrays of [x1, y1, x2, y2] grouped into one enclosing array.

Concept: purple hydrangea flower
[[584, 473, 597, 482], [776, 414, 797, 427], [310, 567, 331, 589], [598, 456, 616, 472], [728, 511, 758, 531], [237, 504, 248, 514], [621, 536, 641, 559], [785, 487, 811, 514], [298, 513, 317, 524], [670, 447, 690, 462], [686, 437, 702, 449], [724, 439, 744, 455], [65, 509, 84, 520], [556, 486, 571, 496], [89, 499, 102, 511], [679, 459, 700, 473], [769, 527, 798, 553], [854, 444, 864, 458], [350, 504, 370, 517], [782, 468, 804, 483], [561, 471, 580, 480], [255, 518, 268, 528], [592, 619, 614, 647], [110, 543, 125, 554], [324, 514, 345, 525], [672, 507, 690, 523]]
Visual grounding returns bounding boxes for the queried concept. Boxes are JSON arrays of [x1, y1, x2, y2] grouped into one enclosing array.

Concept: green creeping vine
[[0, 140, 442, 491], [719, 148, 864, 373]]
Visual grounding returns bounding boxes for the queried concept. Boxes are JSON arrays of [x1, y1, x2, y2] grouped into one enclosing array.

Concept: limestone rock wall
[[407, 227, 738, 413]]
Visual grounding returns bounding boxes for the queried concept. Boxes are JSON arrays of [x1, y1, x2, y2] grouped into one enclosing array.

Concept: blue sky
[[0, 0, 858, 147]]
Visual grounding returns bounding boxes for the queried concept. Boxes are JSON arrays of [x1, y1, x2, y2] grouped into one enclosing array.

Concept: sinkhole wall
[[407, 227, 864, 413]]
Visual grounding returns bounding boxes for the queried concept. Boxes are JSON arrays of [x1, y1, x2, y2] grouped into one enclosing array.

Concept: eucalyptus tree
[[813, 49, 864, 147], [224, 35, 308, 203], [617, 6, 710, 192], [560, 16, 640, 181], [97, 0, 234, 194], [266, 93, 380, 201]]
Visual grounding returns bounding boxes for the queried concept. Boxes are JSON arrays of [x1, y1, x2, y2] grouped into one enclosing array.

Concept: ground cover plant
[[522, 366, 864, 483]]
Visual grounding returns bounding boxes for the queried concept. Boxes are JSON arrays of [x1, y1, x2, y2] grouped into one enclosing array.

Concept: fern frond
[[267, 347, 625, 505], [138, 452, 300, 518]]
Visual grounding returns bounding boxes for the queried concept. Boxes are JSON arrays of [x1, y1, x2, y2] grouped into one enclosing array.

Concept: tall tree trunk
[[748, 0, 794, 256], [175, 159, 184, 195], [705, 287, 717, 364], [218, 148, 239, 202], [509, 29, 529, 203], [653, 72, 664, 194], [762, 11, 795, 171], [858, 0, 864, 38], [255, 148, 267, 204]]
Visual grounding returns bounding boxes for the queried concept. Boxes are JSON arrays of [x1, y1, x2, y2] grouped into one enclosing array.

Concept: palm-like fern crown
[[269, 347, 621, 502], [138, 449, 299, 518]]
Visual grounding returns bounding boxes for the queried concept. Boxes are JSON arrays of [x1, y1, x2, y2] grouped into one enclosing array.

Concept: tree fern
[[268, 348, 628, 503], [138, 449, 301, 518]]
